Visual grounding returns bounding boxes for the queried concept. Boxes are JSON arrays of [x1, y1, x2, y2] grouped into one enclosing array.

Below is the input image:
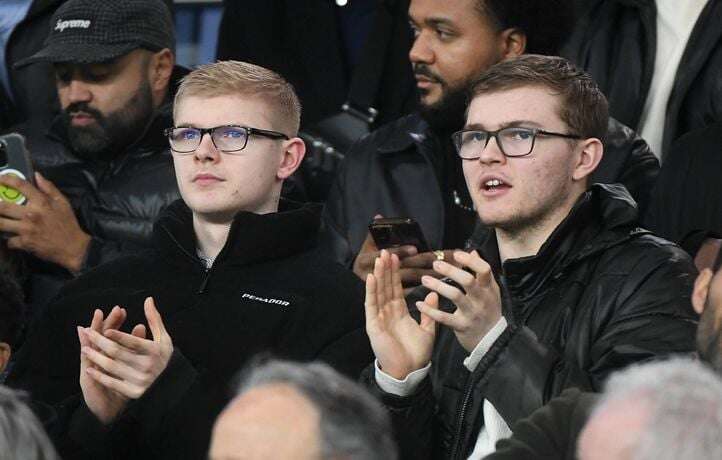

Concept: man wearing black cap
[[0, 0, 181, 311]]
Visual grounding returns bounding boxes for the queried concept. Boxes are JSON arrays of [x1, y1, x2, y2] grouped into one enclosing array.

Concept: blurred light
[[336, 0, 348, 5]]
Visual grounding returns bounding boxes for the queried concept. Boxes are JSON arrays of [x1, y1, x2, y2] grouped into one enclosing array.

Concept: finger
[[432, 260, 475, 288], [454, 250, 494, 284], [144, 297, 169, 343], [417, 300, 462, 330], [89, 309, 104, 332], [364, 274, 379, 326], [77, 326, 90, 348], [399, 267, 438, 286], [390, 253, 403, 300], [131, 324, 147, 339], [102, 306, 126, 332], [0, 174, 43, 204], [0, 202, 26, 220], [85, 367, 142, 399], [104, 329, 152, 353], [372, 254, 387, 308], [421, 275, 468, 309], [34, 173, 67, 203], [81, 346, 145, 383], [5, 236, 27, 251], [386, 245, 419, 260], [418, 292, 439, 334], [399, 251, 438, 269], [0, 217, 24, 234], [86, 327, 147, 363]]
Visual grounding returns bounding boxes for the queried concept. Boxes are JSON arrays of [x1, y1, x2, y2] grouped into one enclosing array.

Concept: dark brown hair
[[469, 55, 609, 141]]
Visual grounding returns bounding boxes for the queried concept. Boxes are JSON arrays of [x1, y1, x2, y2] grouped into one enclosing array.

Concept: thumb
[[144, 297, 168, 342], [358, 231, 379, 255], [419, 292, 439, 334], [34, 172, 66, 202]]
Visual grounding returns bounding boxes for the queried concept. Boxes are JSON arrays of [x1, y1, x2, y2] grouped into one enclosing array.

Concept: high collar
[[153, 199, 322, 268], [479, 184, 646, 301]]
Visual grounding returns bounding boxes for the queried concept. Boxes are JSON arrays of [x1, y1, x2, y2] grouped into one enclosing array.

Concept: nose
[[65, 79, 92, 104], [409, 31, 434, 65], [478, 135, 506, 165], [194, 131, 221, 163]]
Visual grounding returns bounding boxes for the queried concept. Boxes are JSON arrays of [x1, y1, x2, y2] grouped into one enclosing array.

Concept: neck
[[193, 215, 233, 261], [496, 191, 584, 263]]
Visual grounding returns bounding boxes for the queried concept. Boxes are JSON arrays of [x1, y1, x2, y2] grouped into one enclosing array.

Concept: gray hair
[[0, 385, 59, 460], [236, 360, 398, 460], [595, 358, 722, 460]]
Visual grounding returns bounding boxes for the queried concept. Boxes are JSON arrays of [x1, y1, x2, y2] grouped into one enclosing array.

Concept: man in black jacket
[[322, 0, 659, 288], [563, 0, 722, 160], [363, 55, 696, 459], [0, 0, 181, 311], [7, 60, 372, 459]]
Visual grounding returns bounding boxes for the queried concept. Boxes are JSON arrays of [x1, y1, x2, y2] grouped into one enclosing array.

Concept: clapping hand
[[417, 250, 503, 352], [365, 249, 439, 380]]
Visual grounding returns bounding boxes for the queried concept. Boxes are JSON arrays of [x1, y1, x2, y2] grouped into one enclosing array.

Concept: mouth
[[69, 112, 96, 126], [480, 176, 512, 197], [192, 173, 224, 186]]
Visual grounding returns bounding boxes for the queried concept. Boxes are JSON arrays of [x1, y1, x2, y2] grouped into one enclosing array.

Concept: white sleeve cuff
[[374, 360, 431, 397], [463, 317, 509, 372]]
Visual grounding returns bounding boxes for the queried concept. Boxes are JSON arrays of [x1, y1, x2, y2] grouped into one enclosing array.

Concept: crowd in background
[[1, 0, 722, 459]]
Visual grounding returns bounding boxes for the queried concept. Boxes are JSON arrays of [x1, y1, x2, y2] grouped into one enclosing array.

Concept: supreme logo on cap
[[55, 19, 91, 32]]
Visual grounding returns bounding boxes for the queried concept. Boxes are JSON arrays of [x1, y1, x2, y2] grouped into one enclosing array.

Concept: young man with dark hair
[[322, 0, 658, 290], [363, 55, 696, 459], [7, 61, 372, 459]]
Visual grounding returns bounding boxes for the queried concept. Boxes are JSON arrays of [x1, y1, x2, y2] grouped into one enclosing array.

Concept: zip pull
[[197, 269, 211, 294]]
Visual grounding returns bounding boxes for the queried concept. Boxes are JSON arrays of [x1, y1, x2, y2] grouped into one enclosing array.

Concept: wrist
[[64, 231, 91, 274]]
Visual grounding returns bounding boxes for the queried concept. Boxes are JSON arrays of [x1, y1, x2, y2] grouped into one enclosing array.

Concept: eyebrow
[[408, 14, 456, 29], [463, 120, 545, 131]]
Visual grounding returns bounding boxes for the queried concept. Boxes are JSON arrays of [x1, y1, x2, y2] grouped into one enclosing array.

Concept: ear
[[0, 342, 11, 374], [276, 137, 306, 180], [499, 28, 526, 60], [571, 138, 604, 182], [693, 269, 714, 315], [148, 48, 175, 107]]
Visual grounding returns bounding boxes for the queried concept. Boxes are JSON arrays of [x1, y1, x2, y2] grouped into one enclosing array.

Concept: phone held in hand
[[0, 133, 35, 205], [369, 217, 431, 252]]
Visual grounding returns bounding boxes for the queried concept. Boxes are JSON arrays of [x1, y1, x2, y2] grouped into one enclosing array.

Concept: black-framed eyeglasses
[[451, 127, 582, 159], [164, 125, 290, 154]]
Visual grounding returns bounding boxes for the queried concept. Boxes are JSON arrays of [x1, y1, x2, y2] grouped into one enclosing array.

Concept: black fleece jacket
[[7, 199, 372, 459]]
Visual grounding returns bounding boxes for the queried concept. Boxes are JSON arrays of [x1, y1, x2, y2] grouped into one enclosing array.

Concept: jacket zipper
[[160, 224, 213, 294], [450, 376, 476, 460]]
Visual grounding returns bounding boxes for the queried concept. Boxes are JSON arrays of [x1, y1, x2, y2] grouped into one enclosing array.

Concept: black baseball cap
[[16, 0, 175, 67]]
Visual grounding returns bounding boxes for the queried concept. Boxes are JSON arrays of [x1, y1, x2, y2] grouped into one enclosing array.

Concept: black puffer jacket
[[562, 0, 722, 159], [366, 184, 697, 460], [321, 113, 659, 267], [8, 199, 372, 459]]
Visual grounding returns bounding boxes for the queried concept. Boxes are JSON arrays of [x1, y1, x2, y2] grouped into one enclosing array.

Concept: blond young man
[[8, 61, 372, 459]]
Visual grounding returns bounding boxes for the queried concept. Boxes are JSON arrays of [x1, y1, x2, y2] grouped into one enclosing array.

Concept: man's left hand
[[417, 250, 503, 352], [0, 172, 90, 273]]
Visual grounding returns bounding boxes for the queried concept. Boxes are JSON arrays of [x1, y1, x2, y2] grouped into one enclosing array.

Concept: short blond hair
[[174, 60, 302, 135]]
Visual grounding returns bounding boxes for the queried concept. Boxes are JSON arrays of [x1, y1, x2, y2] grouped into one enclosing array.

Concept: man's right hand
[[353, 232, 456, 288], [365, 250, 439, 380], [78, 307, 147, 425]]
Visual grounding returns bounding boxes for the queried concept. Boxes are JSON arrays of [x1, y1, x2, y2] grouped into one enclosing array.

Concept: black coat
[[365, 184, 697, 460], [645, 122, 722, 245], [483, 388, 597, 460], [7, 199, 372, 459], [321, 113, 660, 267], [217, 0, 416, 130], [562, 0, 722, 159], [0, 0, 66, 132]]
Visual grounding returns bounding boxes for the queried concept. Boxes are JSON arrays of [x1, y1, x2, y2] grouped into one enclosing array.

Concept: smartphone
[[0, 133, 35, 205], [369, 217, 430, 252]]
